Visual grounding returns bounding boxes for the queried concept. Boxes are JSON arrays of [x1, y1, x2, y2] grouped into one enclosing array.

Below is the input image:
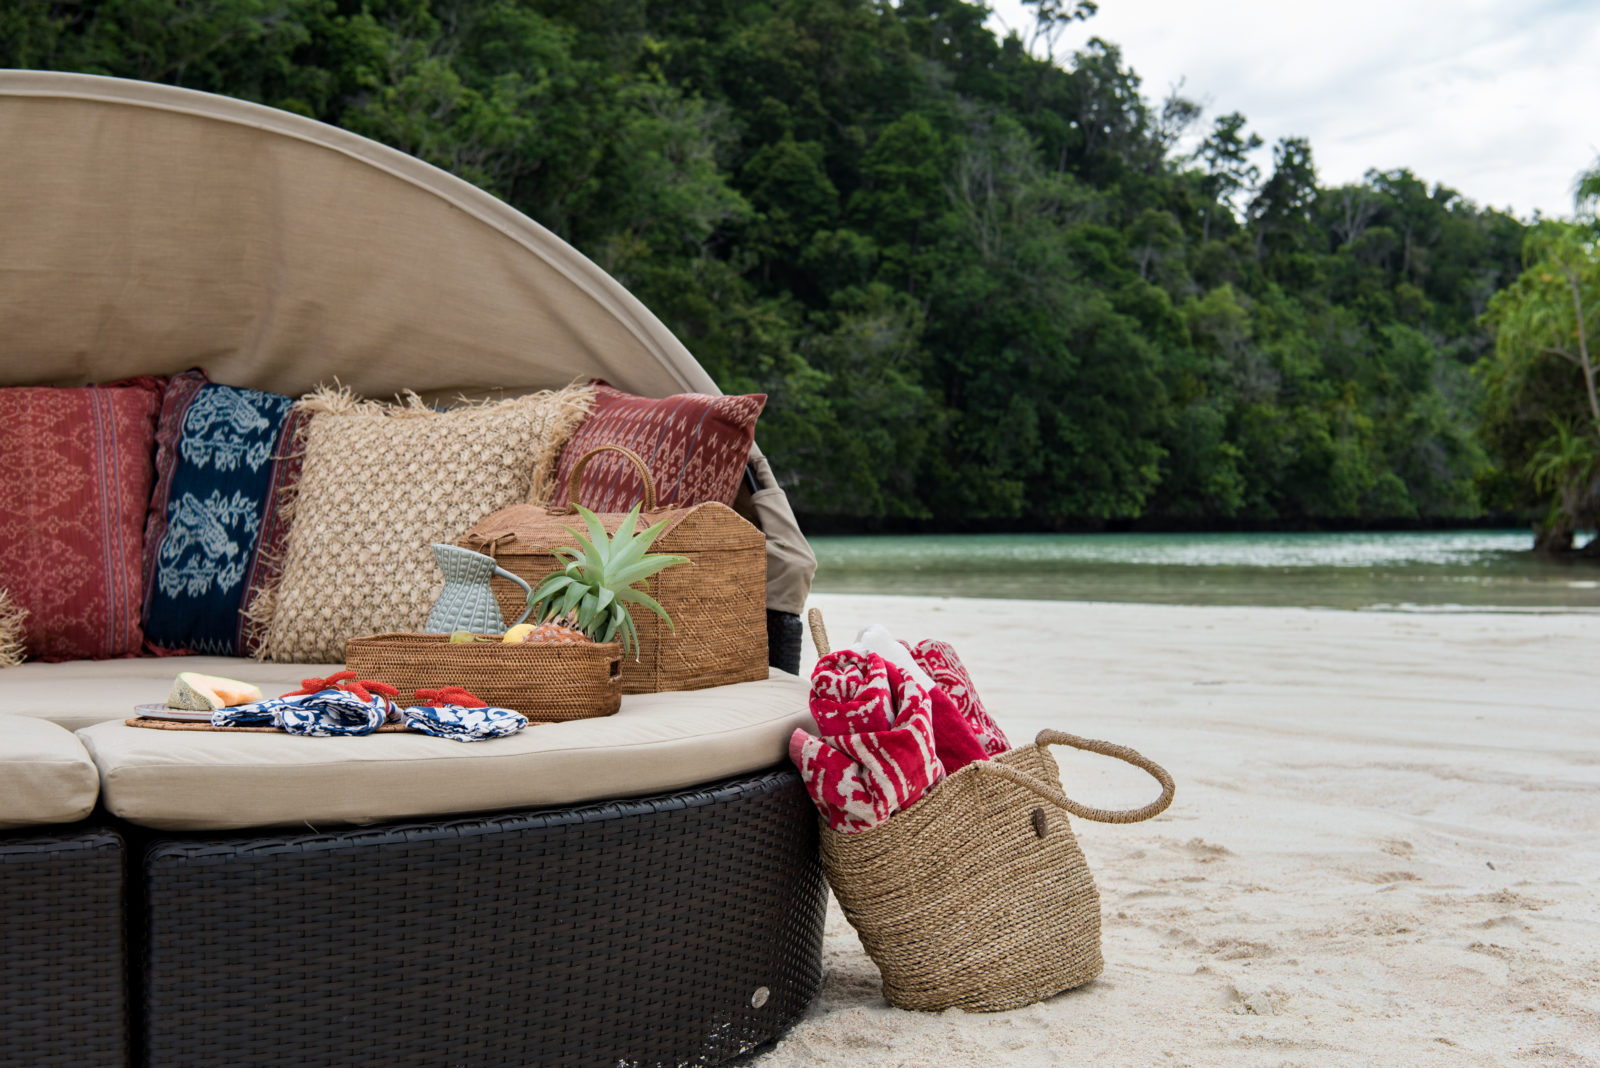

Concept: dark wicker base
[[132, 765, 825, 1068], [766, 610, 802, 675], [0, 826, 128, 1068]]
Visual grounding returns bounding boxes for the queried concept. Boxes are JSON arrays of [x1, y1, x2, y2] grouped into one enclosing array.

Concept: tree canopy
[[6, 0, 1560, 533], [1478, 178, 1600, 551]]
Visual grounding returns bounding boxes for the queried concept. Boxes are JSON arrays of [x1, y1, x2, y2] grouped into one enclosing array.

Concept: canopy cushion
[[0, 70, 815, 615]]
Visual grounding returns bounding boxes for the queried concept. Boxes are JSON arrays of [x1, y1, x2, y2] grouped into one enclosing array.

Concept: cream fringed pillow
[[0, 588, 26, 668], [251, 385, 594, 663]]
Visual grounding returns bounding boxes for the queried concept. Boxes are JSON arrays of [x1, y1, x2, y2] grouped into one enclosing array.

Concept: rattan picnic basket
[[458, 444, 768, 695], [808, 609, 1175, 1012], [344, 632, 622, 723]]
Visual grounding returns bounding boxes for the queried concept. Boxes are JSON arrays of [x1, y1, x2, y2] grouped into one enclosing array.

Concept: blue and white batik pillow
[[140, 370, 306, 655]]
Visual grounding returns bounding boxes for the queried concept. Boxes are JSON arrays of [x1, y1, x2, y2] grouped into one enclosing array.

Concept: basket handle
[[558, 444, 657, 514], [973, 731, 1174, 824], [808, 606, 830, 656]]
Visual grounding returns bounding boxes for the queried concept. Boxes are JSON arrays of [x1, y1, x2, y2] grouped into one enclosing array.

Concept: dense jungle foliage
[[8, 0, 1595, 536]]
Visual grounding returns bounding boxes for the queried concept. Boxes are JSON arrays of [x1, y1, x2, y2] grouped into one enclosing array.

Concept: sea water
[[810, 529, 1600, 611]]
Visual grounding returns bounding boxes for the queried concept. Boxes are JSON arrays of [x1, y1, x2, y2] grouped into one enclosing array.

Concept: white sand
[[756, 593, 1600, 1067]]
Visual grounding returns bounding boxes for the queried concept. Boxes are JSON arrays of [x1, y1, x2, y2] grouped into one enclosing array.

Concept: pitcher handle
[[495, 566, 535, 626]]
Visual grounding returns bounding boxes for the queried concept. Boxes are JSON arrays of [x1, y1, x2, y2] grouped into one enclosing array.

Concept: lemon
[[502, 623, 536, 643]]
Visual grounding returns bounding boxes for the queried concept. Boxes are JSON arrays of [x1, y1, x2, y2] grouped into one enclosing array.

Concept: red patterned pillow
[[0, 379, 164, 661], [552, 384, 766, 511]]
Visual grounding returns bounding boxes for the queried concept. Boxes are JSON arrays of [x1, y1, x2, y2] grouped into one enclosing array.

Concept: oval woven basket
[[808, 608, 1175, 1012], [344, 632, 622, 723]]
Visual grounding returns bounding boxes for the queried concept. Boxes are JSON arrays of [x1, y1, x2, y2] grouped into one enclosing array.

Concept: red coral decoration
[[413, 686, 487, 709], [284, 671, 398, 703]]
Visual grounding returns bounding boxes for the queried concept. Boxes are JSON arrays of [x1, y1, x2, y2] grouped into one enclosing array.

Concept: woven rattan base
[[766, 610, 802, 675], [0, 827, 127, 1068], [131, 766, 825, 1067]]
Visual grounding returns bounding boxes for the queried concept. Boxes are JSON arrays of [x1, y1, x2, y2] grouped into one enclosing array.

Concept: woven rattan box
[[462, 446, 769, 695]]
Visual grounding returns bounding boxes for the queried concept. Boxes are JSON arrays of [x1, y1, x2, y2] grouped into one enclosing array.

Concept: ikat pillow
[[0, 378, 164, 661], [140, 370, 307, 656], [551, 383, 765, 511]]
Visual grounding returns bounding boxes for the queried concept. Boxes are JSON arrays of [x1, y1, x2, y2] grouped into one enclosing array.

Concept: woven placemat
[[127, 717, 410, 733]]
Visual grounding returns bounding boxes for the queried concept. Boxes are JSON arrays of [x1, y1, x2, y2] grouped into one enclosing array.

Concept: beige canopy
[[0, 70, 814, 613]]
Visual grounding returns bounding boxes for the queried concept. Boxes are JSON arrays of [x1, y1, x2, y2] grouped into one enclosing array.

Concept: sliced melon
[[168, 672, 264, 711]]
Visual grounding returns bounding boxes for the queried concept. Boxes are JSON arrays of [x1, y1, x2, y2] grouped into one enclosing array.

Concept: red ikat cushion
[[0, 379, 164, 661], [552, 383, 766, 511]]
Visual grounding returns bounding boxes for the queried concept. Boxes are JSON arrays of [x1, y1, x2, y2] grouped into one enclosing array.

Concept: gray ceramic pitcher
[[425, 543, 533, 635]]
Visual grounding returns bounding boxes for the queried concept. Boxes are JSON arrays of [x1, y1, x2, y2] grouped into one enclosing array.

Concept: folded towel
[[214, 682, 527, 742], [402, 703, 527, 742], [924, 685, 990, 773], [846, 623, 991, 773], [212, 689, 396, 736], [792, 649, 944, 833], [905, 639, 1011, 756]]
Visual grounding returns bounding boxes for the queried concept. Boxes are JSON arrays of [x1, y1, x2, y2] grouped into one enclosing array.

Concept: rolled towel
[[793, 650, 944, 833], [845, 623, 991, 771]]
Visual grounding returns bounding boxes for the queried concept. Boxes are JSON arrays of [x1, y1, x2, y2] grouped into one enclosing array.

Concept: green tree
[[1480, 215, 1600, 550], [1194, 111, 1261, 241], [0, 0, 1532, 529]]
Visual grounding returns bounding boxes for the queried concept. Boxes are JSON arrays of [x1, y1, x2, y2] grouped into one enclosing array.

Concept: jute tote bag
[[809, 610, 1175, 1012]]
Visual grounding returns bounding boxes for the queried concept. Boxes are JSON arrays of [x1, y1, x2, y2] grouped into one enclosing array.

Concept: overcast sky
[[983, 0, 1600, 220]]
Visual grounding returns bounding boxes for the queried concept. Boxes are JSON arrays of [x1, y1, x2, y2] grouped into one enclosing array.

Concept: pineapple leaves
[[614, 585, 675, 631], [523, 503, 687, 657], [609, 553, 690, 589]]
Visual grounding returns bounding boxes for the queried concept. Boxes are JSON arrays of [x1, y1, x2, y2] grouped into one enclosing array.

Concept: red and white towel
[[791, 627, 1010, 833], [905, 639, 1011, 757]]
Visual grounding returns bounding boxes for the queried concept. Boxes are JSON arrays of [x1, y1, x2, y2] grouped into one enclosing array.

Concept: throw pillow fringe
[[242, 402, 315, 659], [0, 588, 27, 668], [526, 382, 596, 506]]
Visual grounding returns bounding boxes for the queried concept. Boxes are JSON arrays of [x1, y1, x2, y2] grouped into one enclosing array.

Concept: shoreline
[[759, 594, 1599, 1066]]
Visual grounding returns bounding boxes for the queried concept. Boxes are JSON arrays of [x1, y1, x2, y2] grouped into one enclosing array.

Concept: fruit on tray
[[525, 618, 590, 644], [168, 671, 264, 710], [498, 619, 589, 643], [527, 503, 688, 658], [501, 623, 536, 643]]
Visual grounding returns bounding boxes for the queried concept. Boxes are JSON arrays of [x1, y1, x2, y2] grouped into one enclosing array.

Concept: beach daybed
[[0, 71, 825, 1067]]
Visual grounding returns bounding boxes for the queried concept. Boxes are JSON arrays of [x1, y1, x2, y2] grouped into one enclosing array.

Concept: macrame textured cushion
[[253, 386, 593, 664], [0, 589, 26, 669], [141, 370, 306, 656], [0, 379, 163, 661], [551, 383, 765, 511]]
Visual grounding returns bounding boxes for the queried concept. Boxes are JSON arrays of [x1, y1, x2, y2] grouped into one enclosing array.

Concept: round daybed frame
[[2, 767, 825, 1067], [140, 767, 826, 1067], [0, 71, 825, 1068]]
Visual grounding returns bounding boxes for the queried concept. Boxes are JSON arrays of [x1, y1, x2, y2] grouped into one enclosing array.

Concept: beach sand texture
[[757, 593, 1599, 1067]]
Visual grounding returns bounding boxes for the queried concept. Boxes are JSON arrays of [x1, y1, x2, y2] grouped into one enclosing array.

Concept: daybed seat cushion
[[0, 656, 331, 732], [76, 671, 812, 831], [0, 715, 100, 829]]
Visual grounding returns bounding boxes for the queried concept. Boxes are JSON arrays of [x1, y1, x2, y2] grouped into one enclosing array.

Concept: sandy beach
[[758, 593, 1599, 1067]]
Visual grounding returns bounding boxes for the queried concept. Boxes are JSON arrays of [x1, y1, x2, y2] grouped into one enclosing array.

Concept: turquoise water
[[810, 530, 1600, 611]]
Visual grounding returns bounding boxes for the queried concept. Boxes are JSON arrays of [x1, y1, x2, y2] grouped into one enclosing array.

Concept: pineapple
[[527, 504, 688, 659], [524, 615, 590, 644]]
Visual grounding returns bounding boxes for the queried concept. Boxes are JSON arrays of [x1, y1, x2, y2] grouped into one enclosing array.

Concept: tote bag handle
[[974, 731, 1174, 824]]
